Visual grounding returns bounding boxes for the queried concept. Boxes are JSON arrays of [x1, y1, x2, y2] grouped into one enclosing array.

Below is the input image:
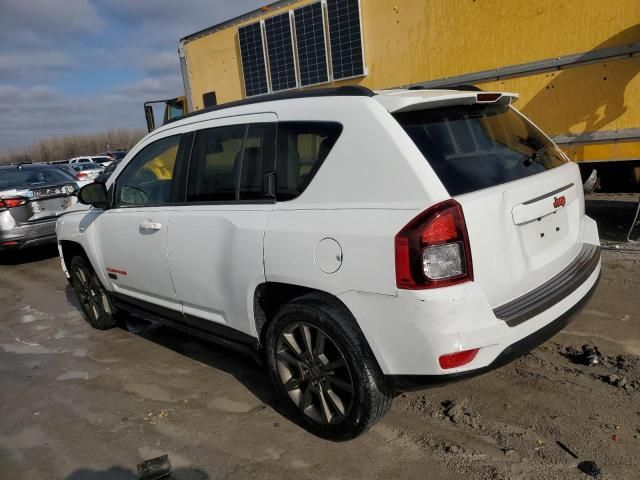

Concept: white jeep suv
[[57, 86, 601, 439]]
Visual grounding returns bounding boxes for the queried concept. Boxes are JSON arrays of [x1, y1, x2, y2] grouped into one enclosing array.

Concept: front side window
[[186, 123, 275, 202], [275, 122, 342, 200], [114, 135, 181, 207], [394, 104, 568, 196]]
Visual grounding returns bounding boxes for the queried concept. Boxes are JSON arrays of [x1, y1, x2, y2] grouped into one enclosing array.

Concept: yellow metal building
[[175, 0, 640, 184]]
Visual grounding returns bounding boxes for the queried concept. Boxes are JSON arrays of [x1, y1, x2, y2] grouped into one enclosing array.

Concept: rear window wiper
[[523, 146, 547, 166]]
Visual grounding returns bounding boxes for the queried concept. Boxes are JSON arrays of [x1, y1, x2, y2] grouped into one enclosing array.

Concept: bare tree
[[0, 129, 146, 165]]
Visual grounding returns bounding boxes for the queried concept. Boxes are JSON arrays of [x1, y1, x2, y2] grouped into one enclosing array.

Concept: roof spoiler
[[377, 91, 519, 113]]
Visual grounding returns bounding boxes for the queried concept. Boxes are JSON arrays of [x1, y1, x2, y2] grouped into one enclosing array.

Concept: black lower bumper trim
[[493, 243, 601, 327], [388, 271, 600, 392]]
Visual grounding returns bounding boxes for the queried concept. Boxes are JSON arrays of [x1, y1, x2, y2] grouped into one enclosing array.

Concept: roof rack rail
[[165, 85, 375, 125]]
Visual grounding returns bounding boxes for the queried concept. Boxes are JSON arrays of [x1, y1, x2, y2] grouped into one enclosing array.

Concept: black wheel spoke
[[327, 376, 354, 395], [314, 330, 326, 357], [277, 350, 301, 367], [321, 358, 346, 372], [283, 376, 302, 391], [299, 384, 313, 409]]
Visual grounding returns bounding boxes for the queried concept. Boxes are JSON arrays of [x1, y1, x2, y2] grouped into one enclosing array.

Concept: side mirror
[[78, 183, 109, 209]]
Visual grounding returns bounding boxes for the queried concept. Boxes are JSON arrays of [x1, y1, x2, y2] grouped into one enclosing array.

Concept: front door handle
[[140, 221, 162, 231]]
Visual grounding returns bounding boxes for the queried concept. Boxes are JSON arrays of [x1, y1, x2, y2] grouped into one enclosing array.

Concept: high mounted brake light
[[476, 93, 502, 103], [0, 197, 27, 209], [395, 199, 473, 289]]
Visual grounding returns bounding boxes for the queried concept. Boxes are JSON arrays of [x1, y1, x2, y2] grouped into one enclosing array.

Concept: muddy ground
[[1, 194, 639, 480]]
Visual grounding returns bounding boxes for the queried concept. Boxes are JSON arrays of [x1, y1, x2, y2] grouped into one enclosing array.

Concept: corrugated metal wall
[[183, 0, 640, 163]]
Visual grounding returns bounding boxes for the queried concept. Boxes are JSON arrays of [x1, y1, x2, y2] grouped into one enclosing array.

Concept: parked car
[[57, 86, 601, 439], [97, 150, 127, 161], [93, 159, 121, 184], [70, 163, 104, 182], [54, 164, 93, 188], [69, 156, 114, 167], [0, 163, 78, 250]]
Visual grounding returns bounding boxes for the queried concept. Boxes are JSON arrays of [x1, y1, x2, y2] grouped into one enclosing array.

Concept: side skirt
[[110, 293, 262, 361]]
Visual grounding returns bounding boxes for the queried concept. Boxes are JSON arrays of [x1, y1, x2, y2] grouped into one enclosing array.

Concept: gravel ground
[[0, 194, 639, 480]]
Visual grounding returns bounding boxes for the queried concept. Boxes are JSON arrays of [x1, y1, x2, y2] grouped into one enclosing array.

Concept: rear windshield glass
[[0, 167, 75, 190], [394, 104, 567, 196]]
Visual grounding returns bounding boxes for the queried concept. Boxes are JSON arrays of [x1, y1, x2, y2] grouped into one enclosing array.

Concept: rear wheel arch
[[254, 283, 317, 344], [253, 282, 372, 351]]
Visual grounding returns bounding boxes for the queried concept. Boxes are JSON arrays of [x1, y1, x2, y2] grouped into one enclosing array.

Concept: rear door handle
[[140, 221, 162, 231]]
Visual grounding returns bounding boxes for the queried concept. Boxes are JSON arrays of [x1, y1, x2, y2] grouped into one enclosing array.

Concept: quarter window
[[275, 122, 342, 200], [114, 135, 182, 207]]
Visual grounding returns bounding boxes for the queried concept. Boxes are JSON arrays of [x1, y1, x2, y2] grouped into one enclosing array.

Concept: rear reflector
[[439, 348, 479, 369], [1, 241, 18, 246]]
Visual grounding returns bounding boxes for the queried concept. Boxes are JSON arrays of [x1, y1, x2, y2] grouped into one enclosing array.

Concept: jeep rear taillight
[[395, 199, 473, 289]]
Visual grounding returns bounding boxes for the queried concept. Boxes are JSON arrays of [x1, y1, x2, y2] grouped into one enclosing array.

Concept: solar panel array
[[293, 2, 329, 86], [238, 22, 269, 97], [264, 13, 298, 91], [238, 0, 365, 97], [326, 0, 365, 80]]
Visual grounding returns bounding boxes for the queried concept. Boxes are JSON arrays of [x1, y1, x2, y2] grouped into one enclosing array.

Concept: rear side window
[[186, 123, 275, 202], [275, 122, 342, 200], [394, 104, 567, 196]]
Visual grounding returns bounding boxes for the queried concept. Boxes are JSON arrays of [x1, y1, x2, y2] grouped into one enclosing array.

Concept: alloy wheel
[[275, 322, 354, 425], [73, 266, 110, 322]]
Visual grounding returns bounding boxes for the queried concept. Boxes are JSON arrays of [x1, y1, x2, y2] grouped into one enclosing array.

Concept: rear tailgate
[[457, 162, 584, 307], [393, 100, 592, 308]]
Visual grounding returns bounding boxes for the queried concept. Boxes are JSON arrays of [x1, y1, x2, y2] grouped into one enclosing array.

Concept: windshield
[[0, 167, 76, 190], [394, 104, 568, 196]]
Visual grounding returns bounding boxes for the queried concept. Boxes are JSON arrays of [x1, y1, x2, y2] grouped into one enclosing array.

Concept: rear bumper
[[339, 237, 602, 380], [389, 271, 600, 391], [0, 218, 57, 250]]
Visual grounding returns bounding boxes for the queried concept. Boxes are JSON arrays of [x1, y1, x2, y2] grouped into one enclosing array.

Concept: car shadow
[[65, 282, 305, 433], [0, 243, 59, 265], [65, 465, 209, 479], [585, 196, 640, 242], [118, 313, 286, 419]]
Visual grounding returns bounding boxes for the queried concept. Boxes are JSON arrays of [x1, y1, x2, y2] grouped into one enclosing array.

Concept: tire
[[69, 256, 116, 330], [265, 294, 393, 440]]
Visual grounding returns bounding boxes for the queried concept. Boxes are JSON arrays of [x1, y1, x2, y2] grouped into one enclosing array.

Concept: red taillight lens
[[76, 172, 88, 179], [395, 199, 473, 289], [439, 348, 479, 369], [0, 197, 27, 209]]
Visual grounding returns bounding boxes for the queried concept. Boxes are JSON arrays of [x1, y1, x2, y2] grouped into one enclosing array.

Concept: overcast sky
[[0, 0, 265, 153]]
